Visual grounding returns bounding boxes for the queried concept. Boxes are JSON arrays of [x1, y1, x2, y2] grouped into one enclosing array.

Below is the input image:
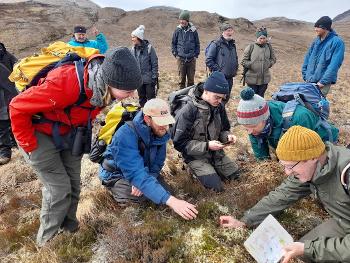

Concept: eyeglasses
[[280, 161, 300, 171]]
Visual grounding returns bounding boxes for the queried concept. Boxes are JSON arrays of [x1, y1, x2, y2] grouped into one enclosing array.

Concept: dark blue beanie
[[203, 72, 229, 94]]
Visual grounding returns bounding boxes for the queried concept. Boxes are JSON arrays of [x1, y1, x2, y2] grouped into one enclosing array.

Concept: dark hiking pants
[[137, 83, 156, 107], [187, 155, 239, 192], [103, 175, 171, 205], [223, 77, 234, 104], [0, 119, 12, 158], [248, 84, 268, 98], [20, 132, 82, 246], [177, 57, 196, 89]]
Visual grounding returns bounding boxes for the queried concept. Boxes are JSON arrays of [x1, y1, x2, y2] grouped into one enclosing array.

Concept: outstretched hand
[[166, 196, 198, 220], [281, 242, 304, 263], [219, 216, 246, 228], [131, 186, 143, 197]]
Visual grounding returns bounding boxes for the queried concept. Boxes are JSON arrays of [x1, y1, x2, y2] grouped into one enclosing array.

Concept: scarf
[[87, 57, 109, 107]]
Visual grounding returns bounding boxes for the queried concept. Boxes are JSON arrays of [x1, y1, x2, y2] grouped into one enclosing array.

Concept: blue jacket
[[171, 23, 200, 61], [68, 33, 109, 54], [302, 30, 345, 85], [99, 111, 171, 204], [205, 36, 238, 78]]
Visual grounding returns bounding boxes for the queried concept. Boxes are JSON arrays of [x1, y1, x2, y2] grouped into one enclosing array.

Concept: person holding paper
[[219, 126, 350, 262]]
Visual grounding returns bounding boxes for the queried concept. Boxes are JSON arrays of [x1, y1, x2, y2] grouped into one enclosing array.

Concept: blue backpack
[[272, 82, 334, 142]]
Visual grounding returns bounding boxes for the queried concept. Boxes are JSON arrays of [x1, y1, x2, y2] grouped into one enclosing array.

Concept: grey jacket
[[171, 23, 200, 61], [241, 143, 350, 262], [172, 83, 231, 163], [241, 42, 276, 85], [130, 40, 159, 84], [205, 36, 239, 78]]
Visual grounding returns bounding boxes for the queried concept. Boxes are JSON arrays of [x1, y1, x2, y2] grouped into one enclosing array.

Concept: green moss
[[201, 232, 219, 252], [52, 226, 97, 263]]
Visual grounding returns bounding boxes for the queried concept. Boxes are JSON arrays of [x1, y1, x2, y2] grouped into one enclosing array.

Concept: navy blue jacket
[[302, 30, 345, 85], [205, 36, 238, 78], [171, 23, 200, 61], [99, 111, 171, 204]]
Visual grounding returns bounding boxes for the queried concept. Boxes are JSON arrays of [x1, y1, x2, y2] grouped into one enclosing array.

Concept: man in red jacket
[[9, 47, 142, 246]]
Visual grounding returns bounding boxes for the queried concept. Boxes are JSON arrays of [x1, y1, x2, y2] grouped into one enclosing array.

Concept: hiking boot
[[0, 156, 10, 165]]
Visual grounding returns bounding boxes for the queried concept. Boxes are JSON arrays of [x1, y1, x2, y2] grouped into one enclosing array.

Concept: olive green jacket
[[241, 42, 276, 85], [241, 143, 350, 262]]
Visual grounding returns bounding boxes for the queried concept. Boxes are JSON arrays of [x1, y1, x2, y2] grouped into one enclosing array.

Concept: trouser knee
[[196, 174, 223, 192]]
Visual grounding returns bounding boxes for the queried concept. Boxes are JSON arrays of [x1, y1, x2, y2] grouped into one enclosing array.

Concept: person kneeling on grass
[[220, 126, 350, 262], [99, 98, 198, 220]]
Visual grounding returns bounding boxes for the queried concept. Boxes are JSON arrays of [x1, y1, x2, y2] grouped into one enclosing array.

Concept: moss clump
[[52, 225, 97, 263]]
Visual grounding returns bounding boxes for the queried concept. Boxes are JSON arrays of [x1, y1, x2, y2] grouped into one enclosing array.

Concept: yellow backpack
[[89, 102, 140, 163], [9, 41, 99, 91]]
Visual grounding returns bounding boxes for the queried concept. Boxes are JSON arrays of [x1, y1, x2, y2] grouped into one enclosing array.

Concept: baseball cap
[[143, 98, 175, 126]]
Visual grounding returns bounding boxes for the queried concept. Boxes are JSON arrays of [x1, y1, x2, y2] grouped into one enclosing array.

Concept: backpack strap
[[341, 162, 350, 195], [125, 121, 147, 163], [281, 100, 298, 136]]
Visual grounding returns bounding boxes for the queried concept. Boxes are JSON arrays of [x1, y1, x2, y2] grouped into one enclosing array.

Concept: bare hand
[[225, 134, 237, 145], [166, 196, 198, 220], [208, 140, 225, 151], [316, 82, 324, 88], [219, 216, 246, 228], [91, 26, 99, 36], [131, 186, 143, 197], [281, 242, 304, 263]]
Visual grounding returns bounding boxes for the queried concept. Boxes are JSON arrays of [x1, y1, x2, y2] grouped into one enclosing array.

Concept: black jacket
[[172, 83, 230, 162]]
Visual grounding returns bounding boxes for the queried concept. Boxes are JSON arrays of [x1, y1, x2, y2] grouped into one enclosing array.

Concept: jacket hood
[[177, 22, 197, 32], [312, 143, 344, 184], [132, 111, 170, 147]]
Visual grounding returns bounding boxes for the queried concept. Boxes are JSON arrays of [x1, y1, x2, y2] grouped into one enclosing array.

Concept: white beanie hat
[[131, 25, 145, 40]]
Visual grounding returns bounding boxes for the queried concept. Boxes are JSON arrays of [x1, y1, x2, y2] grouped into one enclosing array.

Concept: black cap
[[314, 16, 332, 31], [74, 26, 87, 33]]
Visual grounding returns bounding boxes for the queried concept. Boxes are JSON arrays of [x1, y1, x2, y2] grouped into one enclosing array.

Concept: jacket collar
[[312, 143, 338, 184], [177, 22, 197, 32]]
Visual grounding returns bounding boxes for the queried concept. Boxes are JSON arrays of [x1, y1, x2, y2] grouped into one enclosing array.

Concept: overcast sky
[[91, 0, 349, 22]]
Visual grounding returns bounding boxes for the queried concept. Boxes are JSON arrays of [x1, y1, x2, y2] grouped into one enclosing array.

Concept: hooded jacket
[[9, 56, 104, 153], [99, 111, 171, 205], [172, 83, 231, 163], [241, 42, 276, 85], [302, 29, 345, 85], [171, 23, 200, 60], [130, 40, 159, 84], [205, 36, 239, 78], [68, 33, 109, 54], [241, 143, 350, 262], [249, 101, 339, 160]]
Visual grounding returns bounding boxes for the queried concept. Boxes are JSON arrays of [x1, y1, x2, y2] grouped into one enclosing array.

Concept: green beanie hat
[[179, 10, 190, 21], [256, 27, 268, 38]]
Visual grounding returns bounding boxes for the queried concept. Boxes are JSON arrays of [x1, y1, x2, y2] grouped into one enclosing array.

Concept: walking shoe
[[0, 156, 10, 165]]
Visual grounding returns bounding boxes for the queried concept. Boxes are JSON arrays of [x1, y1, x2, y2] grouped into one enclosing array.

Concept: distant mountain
[[334, 9, 350, 22]]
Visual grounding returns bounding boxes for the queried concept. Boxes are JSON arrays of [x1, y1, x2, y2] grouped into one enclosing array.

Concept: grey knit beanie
[[101, 47, 142, 90], [236, 87, 270, 125], [220, 22, 233, 32]]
